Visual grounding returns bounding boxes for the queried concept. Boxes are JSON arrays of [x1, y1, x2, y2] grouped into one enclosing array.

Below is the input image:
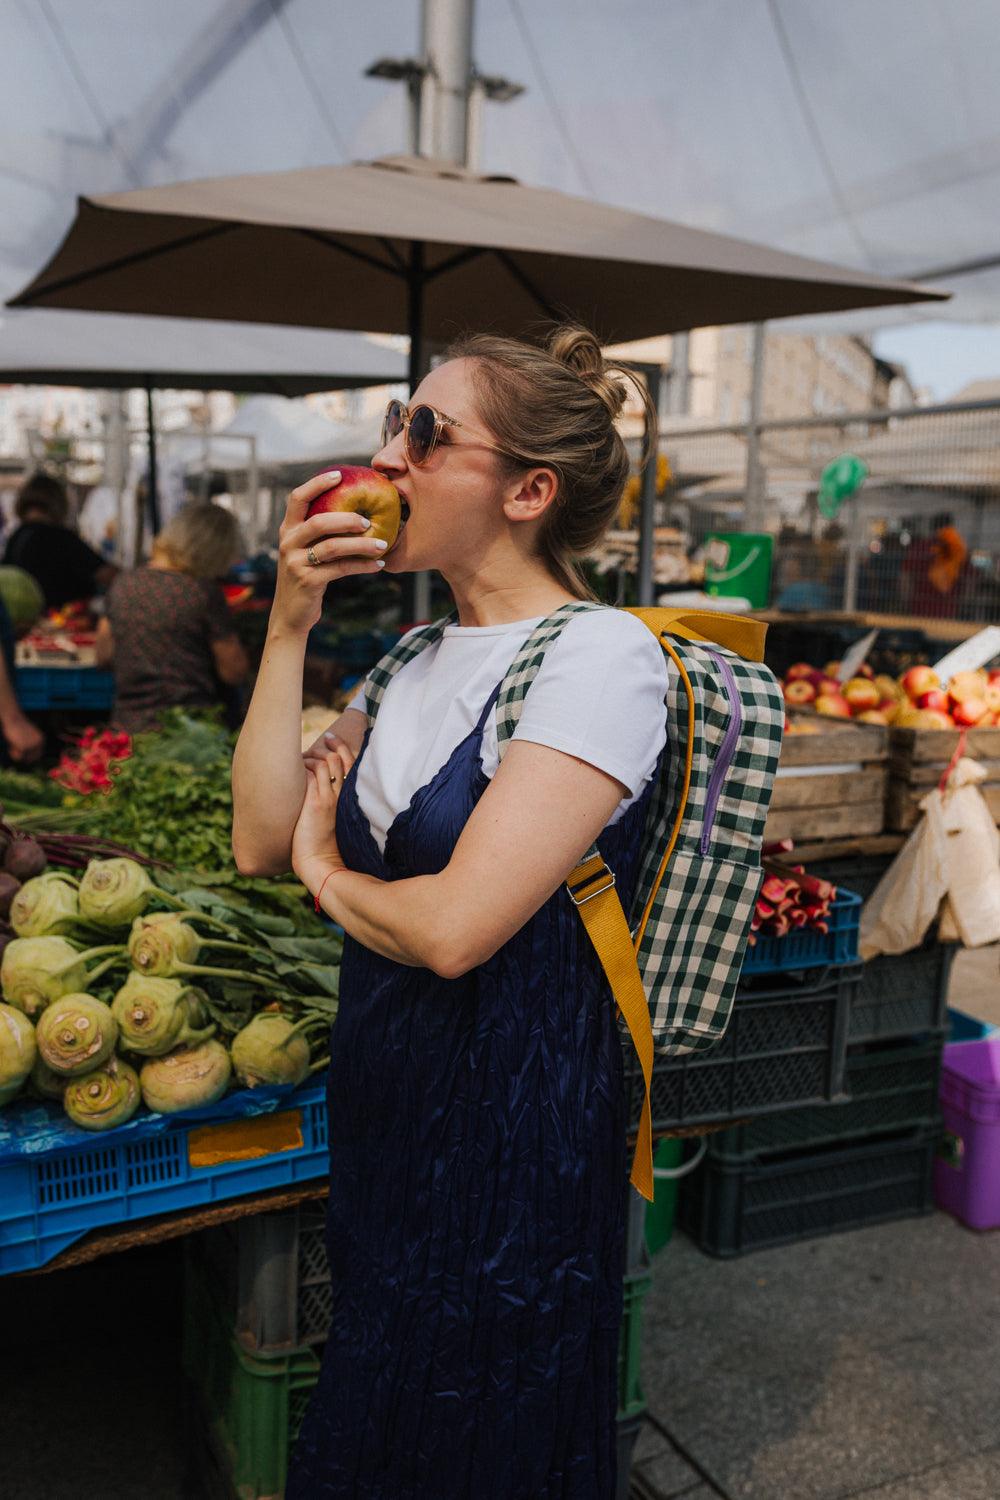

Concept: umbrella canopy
[[0, 309, 404, 395], [9, 156, 945, 380]]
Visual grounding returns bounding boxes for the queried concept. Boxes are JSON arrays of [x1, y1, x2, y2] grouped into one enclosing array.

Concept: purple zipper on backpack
[[700, 647, 743, 855]]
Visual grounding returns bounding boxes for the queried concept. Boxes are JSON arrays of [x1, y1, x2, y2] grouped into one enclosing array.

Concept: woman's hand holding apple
[[272, 470, 389, 636]]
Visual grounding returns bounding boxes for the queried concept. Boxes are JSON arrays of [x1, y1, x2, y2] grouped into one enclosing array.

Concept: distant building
[[610, 325, 913, 437]]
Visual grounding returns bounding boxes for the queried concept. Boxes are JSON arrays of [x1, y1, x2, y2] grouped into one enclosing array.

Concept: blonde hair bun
[[547, 326, 629, 422]]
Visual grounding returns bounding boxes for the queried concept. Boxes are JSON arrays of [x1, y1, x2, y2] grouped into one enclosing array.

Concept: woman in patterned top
[[96, 502, 249, 732]]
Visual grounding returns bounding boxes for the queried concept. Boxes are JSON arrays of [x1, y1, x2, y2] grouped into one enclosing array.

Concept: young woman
[[96, 502, 248, 731], [232, 327, 667, 1499]]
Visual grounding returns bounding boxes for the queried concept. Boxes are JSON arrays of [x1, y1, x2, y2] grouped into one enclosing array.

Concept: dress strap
[[474, 680, 505, 735]]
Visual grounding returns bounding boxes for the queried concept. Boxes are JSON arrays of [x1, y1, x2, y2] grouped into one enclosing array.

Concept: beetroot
[[0, 872, 21, 917], [4, 836, 46, 881]]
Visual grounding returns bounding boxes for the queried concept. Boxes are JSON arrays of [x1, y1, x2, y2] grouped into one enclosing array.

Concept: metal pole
[[145, 385, 161, 534], [637, 365, 661, 608], [465, 75, 484, 170], [744, 322, 766, 533], [422, 0, 474, 161], [247, 433, 259, 555], [843, 498, 861, 611], [667, 332, 690, 417]]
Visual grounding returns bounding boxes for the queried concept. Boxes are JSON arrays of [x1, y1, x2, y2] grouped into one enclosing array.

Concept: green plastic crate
[[618, 1267, 652, 1420], [183, 1247, 321, 1500]]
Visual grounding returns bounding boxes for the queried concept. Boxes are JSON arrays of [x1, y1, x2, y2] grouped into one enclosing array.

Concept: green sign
[[818, 453, 868, 518]]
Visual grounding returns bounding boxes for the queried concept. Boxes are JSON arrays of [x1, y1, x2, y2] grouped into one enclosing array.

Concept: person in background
[[0, 595, 44, 764], [901, 513, 971, 619], [3, 470, 117, 608], [95, 502, 249, 733]]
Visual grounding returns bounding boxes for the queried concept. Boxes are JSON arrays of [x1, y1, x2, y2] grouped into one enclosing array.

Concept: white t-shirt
[[347, 608, 669, 857]]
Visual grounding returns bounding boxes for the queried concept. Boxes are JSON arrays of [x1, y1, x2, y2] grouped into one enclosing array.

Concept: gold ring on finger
[[307, 545, 320, 567]]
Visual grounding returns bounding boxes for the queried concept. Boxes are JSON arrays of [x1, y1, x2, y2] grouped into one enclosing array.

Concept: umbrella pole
[[407, 242, 434, 622], [637, 365, 662, 607], [145, 384, 161, 535]]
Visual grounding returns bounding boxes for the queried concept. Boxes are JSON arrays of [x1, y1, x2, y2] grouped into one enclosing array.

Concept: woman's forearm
[[231, 623, 309, 874], [300, 861, 452, 976]]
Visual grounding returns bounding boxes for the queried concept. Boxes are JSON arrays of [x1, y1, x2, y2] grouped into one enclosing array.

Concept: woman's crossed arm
[[297, 738, 628, 980]]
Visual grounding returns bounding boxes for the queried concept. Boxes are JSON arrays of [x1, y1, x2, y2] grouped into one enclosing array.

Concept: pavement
[[633, 1210, 1000, 1500]]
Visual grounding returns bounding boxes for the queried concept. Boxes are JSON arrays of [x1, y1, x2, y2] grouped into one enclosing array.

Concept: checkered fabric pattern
[[630, 637, 785, 1054], [358, 613, 459, 724], [357, 602, 784, 1059], [492, 603, 784, 1056]]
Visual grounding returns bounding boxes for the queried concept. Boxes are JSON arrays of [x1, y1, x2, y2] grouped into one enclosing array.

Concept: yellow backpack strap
[[567, 853, 656, 1201], [623, 605, 768, 662]]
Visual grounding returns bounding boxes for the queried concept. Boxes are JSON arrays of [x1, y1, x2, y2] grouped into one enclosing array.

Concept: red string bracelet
[[313, 868, 345, 913]]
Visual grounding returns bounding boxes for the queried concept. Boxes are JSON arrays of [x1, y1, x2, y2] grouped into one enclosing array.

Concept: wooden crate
[[766, 713, 889, 842], [887, 724, 1000, 831]]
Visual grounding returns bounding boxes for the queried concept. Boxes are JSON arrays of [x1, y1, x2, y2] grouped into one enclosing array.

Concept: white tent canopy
[[0, 309, 406, 394], [1, 0, 998, 338], [208, 395, 383, 470]]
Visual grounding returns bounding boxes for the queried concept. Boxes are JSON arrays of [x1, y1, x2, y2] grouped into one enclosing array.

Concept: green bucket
[[645, 1137, 709, 1257], [703, 532, 774, 609]]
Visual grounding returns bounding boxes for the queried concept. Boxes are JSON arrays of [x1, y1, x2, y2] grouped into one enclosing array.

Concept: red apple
[[843, 678, 880, 711], [916, 689, 950, 714], [785, 662, 816, 682], [823, 660, 842, 677], [815, 692, 853, 719], [900, 665, 940, 702], [952, 698, 989, 727], [988, 669, 1000, 687], [816, 676, 842, 696], [783, 679, 817, 705], [305, 465, 404, 549]]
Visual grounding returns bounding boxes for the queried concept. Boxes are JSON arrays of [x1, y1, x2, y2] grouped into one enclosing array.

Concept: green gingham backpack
[[359, 601, 785, 1198]]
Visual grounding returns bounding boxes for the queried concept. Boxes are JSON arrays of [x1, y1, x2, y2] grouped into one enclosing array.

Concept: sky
[[872, 322, 1000, 403]]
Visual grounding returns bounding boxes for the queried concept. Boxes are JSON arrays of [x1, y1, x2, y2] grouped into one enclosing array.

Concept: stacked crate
[[185, 1198, 652, 1500], [679, 855, 952, 1258], [182, 1204, 329, 1500]]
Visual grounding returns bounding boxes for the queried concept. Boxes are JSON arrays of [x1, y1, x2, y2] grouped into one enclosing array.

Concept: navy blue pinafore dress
[[287, 672, 658, 1500]]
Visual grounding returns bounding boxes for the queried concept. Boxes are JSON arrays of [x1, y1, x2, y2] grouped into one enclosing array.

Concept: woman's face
[[372, 358, 529, 578]]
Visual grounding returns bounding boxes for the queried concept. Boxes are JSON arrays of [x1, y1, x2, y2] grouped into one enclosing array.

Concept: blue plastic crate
[[0, 1083, 328, 1275], [741, 887, 861, 977], [948, 1008, 1000, 1043], [15, 665, 114, 711]]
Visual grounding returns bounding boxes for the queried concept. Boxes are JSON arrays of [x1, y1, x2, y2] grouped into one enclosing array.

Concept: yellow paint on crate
[[187, 1109, 304, 1168]]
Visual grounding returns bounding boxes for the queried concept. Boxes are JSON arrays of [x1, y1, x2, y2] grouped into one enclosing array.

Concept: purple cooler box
[[935, 1038, 1000, 1230]]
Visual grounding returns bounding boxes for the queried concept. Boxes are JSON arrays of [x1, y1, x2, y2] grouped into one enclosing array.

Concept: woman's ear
[[504, 467, 560, 525]]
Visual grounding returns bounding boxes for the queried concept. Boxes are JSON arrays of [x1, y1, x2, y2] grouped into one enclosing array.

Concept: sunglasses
[[380, 397, 519, 467]]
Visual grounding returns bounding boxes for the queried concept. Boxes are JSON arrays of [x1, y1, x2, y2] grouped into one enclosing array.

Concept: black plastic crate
[[849, 941, 956, 1043], [625, 965, 856, 1136], [190, 1202, 332, 1355], [708, 1036, 944, 1159], [679, 1122, 941, 1257]]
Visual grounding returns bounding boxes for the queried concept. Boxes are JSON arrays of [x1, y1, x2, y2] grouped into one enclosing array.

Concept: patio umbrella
[[10, 154, 943, 612], [9, 155, 944, 391]]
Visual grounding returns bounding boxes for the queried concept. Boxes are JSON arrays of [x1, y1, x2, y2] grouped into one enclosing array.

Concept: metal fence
[[652, 397, 1000, 623]]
